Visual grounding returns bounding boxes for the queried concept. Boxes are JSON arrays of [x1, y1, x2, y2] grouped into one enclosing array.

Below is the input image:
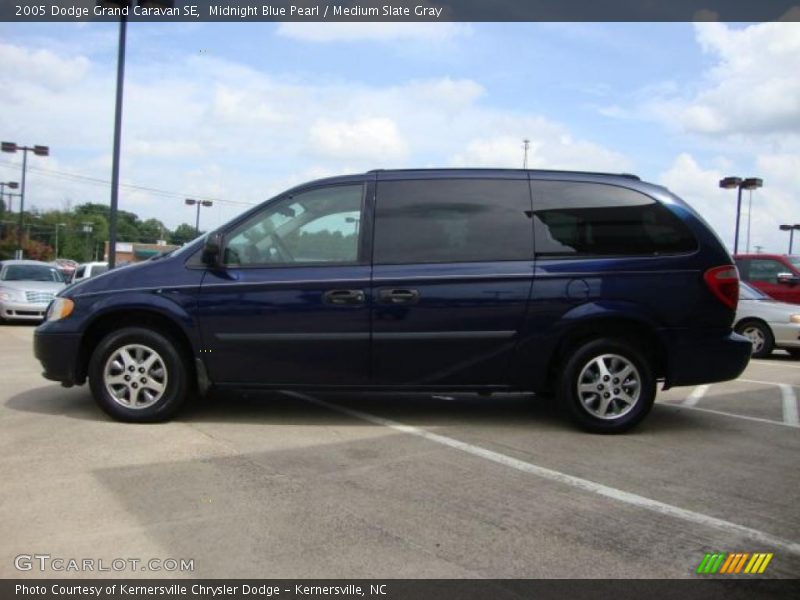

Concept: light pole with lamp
[[1, 142, 49, 258], [718, 176, 763, 256], [779, 224, 800, 255], [185, 198, 214, 237], [98, 0, 174, 270]]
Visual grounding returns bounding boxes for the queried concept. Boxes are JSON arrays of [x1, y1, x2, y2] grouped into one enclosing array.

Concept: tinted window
[[225, 184, 364, 266], [1, 265, 64, 282], [532, 181, 697, 257], [747, 259, 786, 284], [374, 179, 532, 264]]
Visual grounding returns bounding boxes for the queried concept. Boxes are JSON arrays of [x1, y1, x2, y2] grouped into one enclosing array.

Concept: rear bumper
[[664, 330, 751, 388], [34, 330, 83, 386]]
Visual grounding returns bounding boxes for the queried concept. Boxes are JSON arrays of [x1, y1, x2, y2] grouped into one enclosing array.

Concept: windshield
[[740, 282, 769, 300], [92, 265, 109, 276], [1, 264, 64, 282], [788, 255, 800, 270]]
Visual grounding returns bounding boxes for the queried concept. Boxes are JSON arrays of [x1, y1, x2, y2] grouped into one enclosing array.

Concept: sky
[[0, 20, 798, 252]]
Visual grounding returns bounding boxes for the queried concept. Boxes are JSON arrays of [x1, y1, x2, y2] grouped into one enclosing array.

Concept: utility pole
[[522, 139, 530, 169]]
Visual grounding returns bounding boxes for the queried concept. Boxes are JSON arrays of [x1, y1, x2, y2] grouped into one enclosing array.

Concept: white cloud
[[310, 117, 409, 161], [659, 153, 797, 255], [0, 42, 90, 90], [668, 22, 800, 137], [276, 22, 471, 43], [452, 129, 632, 173], [0, 36, 628, 231]]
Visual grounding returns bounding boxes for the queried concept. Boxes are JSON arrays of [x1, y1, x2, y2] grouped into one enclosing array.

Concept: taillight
[[704, 265, 739, 309]]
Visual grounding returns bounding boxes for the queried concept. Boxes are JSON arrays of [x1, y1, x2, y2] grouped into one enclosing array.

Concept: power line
[[0, 159, 257, 208]]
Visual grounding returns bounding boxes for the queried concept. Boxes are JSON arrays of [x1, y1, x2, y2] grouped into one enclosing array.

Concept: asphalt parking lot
[[1, 324, 798, 579]]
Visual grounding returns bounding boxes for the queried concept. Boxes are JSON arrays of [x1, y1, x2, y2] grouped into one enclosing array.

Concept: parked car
[[69, 262, 109, 284], [34, 169, 752, 432], [735, 253, 800, 304], [0, 260, 66, 322], [53, 258, 78, 280], [734, 282, 800, 358]]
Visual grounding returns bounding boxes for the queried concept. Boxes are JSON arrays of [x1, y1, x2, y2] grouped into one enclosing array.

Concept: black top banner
[[2, 0, 800, 23]]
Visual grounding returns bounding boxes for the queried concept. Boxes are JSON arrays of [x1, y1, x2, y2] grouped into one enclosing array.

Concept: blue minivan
[[34, 169, 751, 432]]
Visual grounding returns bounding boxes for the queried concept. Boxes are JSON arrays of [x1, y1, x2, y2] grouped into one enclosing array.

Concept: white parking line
[[682, 385, 709, 407], [739, 378, 795, 387], [779, 384, 800, 426], [286, 391, 800, 556], [750, 359, 800, 370], [660, 403, 799, 429]]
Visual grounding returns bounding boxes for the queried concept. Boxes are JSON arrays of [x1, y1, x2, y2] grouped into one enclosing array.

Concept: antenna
[[522, 139, 530, 169]]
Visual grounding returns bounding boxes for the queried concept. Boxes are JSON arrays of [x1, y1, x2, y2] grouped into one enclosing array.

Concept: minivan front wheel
[[89, 327, 190, 422], [560, 338, 655, 433]]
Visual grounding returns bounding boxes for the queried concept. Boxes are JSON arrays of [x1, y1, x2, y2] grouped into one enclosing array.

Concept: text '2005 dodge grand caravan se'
[[34, 169, 752, 432]]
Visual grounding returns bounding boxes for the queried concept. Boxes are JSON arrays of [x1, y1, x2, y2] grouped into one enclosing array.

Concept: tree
[[171, 223, 199, 245]]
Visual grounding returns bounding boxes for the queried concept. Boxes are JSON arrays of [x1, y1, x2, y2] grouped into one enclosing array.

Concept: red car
[[735, 254, 800, 304]]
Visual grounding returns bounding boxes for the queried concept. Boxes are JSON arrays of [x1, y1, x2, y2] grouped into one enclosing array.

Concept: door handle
[[378, 288, 420, 305], [323, 289, 365, 305]]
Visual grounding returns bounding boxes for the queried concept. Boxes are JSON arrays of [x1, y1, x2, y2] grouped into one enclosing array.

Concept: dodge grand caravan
[[34, 169, 752, 432]]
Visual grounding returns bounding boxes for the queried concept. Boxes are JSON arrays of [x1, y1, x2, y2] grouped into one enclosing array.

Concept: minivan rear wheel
[[560, 338, 655, 433], [88, 327, 190, 422]]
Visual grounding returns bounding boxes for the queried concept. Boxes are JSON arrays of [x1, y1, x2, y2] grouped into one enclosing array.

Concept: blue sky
[[0, 21, 798, 252]]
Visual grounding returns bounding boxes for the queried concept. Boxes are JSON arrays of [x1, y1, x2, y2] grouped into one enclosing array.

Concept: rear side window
[[374, 179, 532, 264], [746, 259, 787, 284], [531, 181, 697, 257]]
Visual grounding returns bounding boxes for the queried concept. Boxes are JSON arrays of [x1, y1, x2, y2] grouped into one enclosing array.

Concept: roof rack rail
[[366, 168, 640, 180]]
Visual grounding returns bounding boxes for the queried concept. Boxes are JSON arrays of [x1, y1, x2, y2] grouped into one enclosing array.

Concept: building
[[103, 241, 179, 265]]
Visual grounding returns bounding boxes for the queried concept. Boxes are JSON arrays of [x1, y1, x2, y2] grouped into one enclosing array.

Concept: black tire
[[559, 338, 656, 433], [88, 326, 191, 422], [735, 320, 774, 359]]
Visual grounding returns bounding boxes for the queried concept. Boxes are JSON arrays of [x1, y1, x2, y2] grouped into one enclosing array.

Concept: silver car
[[0, 260, 66, 323], [735, 282, 800, 358]]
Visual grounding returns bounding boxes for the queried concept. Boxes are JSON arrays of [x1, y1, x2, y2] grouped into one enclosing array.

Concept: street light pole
[[719, 176, 763, 256], [1, 142, 50, 259], [108, 7, 127, 270], [779, 224, 800, 254], [185, 198, 214, 237], [100, 0, 175, 269]]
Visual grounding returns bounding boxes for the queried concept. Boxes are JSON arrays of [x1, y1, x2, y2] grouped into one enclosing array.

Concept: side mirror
[[777, 272, 799, 285], [201, 232, 223, 267]]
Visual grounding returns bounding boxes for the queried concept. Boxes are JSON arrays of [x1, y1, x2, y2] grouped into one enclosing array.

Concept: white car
[[70, 262, 109, 283], [735, 282, 800, 358], [0, 260, 67, 322]]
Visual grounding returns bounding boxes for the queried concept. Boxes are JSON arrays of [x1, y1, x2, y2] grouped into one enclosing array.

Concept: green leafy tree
[[171, 223, 199, 245]]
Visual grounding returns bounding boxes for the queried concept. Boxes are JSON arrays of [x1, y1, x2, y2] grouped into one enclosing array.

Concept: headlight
[[0, 288, 21, 301], [46, 298, 75, 322], [790, 314, 800, 324]]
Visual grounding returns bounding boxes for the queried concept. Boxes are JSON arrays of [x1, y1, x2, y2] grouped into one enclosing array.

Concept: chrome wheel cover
[[103, 344, 168, 410], [742, 326, 766, 355], [577, 353, 641, 420]]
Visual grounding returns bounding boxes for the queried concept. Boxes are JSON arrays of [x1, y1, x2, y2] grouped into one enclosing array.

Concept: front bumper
[[0, 300, 48, 321], [33, 330, 84, 386], [665, 330, 752, 388]]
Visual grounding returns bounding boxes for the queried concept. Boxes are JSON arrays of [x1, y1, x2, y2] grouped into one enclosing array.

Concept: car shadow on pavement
[[5, 382, 714, 435], [5, 384, 108, 422]]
